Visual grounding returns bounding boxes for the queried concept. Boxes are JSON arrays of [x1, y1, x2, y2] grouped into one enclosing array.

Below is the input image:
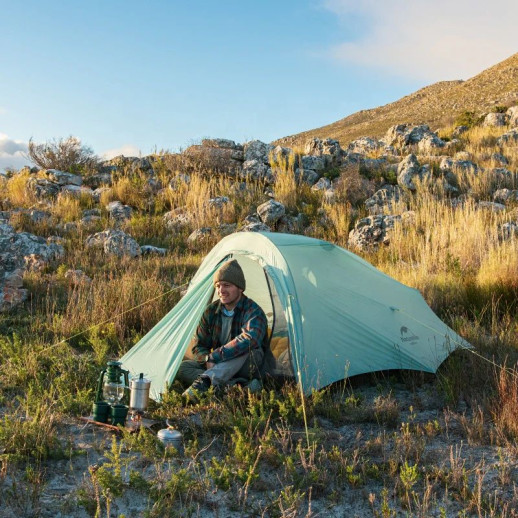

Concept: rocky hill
[[275, 52, 518, 148]]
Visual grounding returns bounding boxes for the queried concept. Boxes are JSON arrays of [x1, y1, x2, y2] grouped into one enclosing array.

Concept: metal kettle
[[129, 373, 151, 414]]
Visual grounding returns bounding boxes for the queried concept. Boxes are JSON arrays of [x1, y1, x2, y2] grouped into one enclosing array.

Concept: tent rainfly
[[121, 232, 471, 400]]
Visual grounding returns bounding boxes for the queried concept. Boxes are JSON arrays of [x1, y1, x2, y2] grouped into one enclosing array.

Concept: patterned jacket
[[191, 294, 267, 364]]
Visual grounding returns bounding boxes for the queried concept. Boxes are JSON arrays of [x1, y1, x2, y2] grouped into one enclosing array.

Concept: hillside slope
[[275, 52, 518, 147]]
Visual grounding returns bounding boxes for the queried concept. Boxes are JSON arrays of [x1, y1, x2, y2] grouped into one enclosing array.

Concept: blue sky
[[0, 0, 516, 171]]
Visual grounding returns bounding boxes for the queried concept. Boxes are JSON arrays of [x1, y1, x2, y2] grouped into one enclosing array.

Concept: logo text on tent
[[400, 326, 419, 343]]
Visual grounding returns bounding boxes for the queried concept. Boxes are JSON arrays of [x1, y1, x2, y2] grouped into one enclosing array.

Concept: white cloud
[[101, 144, 142, 160], [322, 0, 518, 81], [0, 134, 30, 172]]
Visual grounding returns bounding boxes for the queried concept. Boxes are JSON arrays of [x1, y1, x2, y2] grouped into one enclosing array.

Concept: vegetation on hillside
[[275, 52, 518, 148], [0, 116, 517, 516]]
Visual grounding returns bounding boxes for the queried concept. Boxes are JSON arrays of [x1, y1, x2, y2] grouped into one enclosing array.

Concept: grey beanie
[[213, 259, 246, 291]]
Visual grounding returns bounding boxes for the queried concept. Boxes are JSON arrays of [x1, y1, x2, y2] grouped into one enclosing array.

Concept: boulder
[[440, 157, 479, 176], [216, 223, 237, 237], [491, 153, 509, 165], [106, 201, 133, 223], [384, 124, 445, 149], [305, 138, 341, 157], [85, 230, 141, 258], [45, 169, 82, 186], [493, 189, 518, 204], [257, 200, 286, 226], [348, 137, 384, 155], [64, 269, 92, 285], [168, 174, 191, 189], [300, 155, 326, 173], [241, 160, 274, 182], [365, 185, 404, 214], [500, 222, 518, 240], [208, 196, 230, 210], [348, 214, 404, 249], [311, 177, 332, 191], [417, 134, 446, 154], [0, 225, 64, 311], [497, 129, 518, 146], [241, 222, 271, 232], [163, 210, 194, 230], [140, 245, 167, 256], [182, 145, 243, 175], [294, 168, 319, 185], [483, 112, 508, 127], [27, 178, 60, 198], [92, 187, 111, 202], [201, 138, 239, 150], [477, 201, 506, 211], [397, 154, 426, 190], [507, 106, 518, 127], [187, 227, 213, 246], [243, 140, 271, 163], [453, 126, 469, 137]]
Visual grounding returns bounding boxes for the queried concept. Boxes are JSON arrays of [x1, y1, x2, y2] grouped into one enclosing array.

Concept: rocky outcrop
[[348, 212, 415, 250], [365, 185, 405, 214], [0, 223, 64, 311], [85, 230, 141, 258], [397, 154, 430, 190], [257, 200, 286, 226]]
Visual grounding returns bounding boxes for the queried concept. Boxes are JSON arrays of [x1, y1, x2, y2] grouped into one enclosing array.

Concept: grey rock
[[384, 124, 444, 149], [182, 145, 243, 175], [483, 112, 508, 127], [477, 201, 506, 211], [491, 153, 509, 165], [241, 160, 273, 182], [169, 174, 191, 189], [92, 187, 111, 202], [187, 228, 213, 244], [64, 269, 92, 285], [453, 126, 469, 137], [300, 155, 326, 172], [348, 136, 384, 155], [500, 222, 518, 240], [106, 201, 133, 223], [241, 222, 270, 232], [311, 177, 332, 191], [365, 185, 404, 214], [85, 229, 141, 258], [163, 210, 194, 230], [140, 245, 167, 256], [27, 177, 60, 198], [244, 140, 271, 163], [493, 189, 518, 203], [497, 129, 518, 146], [323, 189, 337, 204], [440, 157, 479, 176], [348, 214, 402, 249], [208, 196, 230, 209], [417, 134, 446, 154], [201, 138, 239, 150], [277, 214, 305, 234], [294, 168, 319, 185], [507, 106, 518, 127], [257, 200, 286, 225], [45, 169, 82, 186], [397, 154, 426, 190], [216, 223, 237, 237]]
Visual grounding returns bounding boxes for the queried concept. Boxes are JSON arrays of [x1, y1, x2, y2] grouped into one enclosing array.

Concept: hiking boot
[[182, 375, 211, 402]]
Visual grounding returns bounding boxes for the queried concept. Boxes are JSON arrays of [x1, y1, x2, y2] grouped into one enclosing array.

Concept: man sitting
[[176, 259, 267, 399]]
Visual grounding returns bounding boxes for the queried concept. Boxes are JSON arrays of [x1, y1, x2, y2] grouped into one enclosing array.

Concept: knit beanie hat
[[213, 259, 246, 291]]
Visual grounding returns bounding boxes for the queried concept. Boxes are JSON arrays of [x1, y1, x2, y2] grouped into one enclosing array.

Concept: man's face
[[215, 281, 242, 309]]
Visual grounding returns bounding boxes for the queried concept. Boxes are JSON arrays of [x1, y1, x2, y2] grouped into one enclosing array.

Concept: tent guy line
[[32, 282, 189, 358]]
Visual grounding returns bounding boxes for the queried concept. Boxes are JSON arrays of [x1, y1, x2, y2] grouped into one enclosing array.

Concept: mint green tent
[[121, 232, 470, 399]]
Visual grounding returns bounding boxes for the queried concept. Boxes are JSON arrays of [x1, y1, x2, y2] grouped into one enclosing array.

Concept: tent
[[121, 232, 471, 399]]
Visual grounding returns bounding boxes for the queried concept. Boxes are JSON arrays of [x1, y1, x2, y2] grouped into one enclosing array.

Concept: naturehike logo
[[400, 326, 419, 343]]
